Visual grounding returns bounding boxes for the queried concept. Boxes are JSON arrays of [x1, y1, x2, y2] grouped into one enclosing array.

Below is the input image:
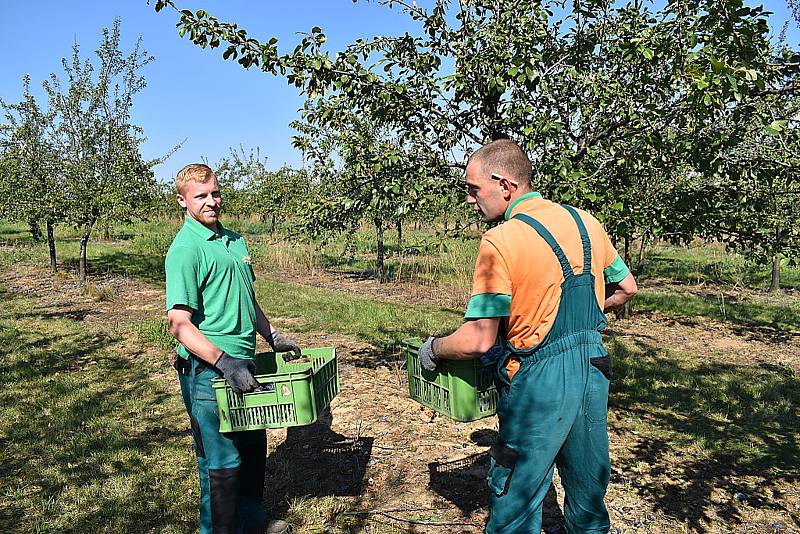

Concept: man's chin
[[194, 213, 219, 227]]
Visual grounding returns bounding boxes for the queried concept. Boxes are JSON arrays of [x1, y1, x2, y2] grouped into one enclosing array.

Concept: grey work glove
[[268, 330, 303, 361], [418, 336, 439, 371], [215, 352, 259, 395]]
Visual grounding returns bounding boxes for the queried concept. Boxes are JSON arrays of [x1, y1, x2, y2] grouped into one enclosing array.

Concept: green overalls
[[486, 205, 612, 534]]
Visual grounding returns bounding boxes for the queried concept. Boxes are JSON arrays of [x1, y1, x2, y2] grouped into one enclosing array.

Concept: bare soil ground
[[3, 263, 799, 534]]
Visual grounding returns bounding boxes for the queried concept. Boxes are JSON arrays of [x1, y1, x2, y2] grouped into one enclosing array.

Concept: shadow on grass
[[0, 288, 193, 532], [428, 451, 565, 529], [315, 252, 466, 286], [264, 414, 374, 531], [12, 301, 102, 323], [644, 251, 800, 291], [62, 250, 166, 286], [634, 291, 800, 338], [344, 342, 412, 371], [0, 229, 35, 243], [606, 335, 800, 533]]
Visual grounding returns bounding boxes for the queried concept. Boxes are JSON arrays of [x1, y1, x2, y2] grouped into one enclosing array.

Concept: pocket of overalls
[[487, 442, 518, 497], [494, 355, 518, 390], [585, 359, 610, 423], [590, 355, 612, 380]]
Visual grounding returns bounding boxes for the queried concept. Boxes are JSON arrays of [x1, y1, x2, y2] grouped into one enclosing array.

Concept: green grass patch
[[246, 226, 480, 289], [608, 336, 799, 473], [132, 231, 176, 257], [634, 289, 800, 331], [0, 285, 196, 533], [132, 318, 176, 352], [643, 244, 800, 290], [254, 275, 464, 350]]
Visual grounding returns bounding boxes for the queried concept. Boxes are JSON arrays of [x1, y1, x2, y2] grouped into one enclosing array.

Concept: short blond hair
[[175, 163, 215, 195]]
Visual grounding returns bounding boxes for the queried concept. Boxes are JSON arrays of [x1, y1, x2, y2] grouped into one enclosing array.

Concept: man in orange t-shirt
[[417, 139, 637, 534]]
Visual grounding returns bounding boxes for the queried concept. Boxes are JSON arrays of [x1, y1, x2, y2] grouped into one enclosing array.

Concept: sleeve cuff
[[165, 299, 198, 312], [465, 293, 511, 319], [604, 254, 631, 284]]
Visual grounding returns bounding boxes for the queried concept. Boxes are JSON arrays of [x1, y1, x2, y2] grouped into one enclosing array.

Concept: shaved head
[[468, 139, 532, 187]]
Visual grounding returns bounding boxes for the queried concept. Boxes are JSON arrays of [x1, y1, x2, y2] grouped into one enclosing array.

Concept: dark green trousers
[[486, 335, 611, 533], [176, 356, 268, 534]]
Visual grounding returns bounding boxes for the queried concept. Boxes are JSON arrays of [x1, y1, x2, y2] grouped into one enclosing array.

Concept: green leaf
[[768, 119, 787, 132]]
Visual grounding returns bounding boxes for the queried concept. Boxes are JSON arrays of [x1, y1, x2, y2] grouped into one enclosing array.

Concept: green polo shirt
[[165, 216, 258, 360]]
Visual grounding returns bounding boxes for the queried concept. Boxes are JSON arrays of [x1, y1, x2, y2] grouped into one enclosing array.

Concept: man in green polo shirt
[[165, 163, 299, 534]]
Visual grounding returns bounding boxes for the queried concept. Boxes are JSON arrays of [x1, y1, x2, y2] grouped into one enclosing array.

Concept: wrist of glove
[[215, 352, 259, 395], [418, 336, 439, 371], [268, 330, 302, 361]]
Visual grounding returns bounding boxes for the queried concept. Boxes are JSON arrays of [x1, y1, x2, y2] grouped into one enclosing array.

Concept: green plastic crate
[[402, 338, 498, 422], [213, 347, 338, 432]]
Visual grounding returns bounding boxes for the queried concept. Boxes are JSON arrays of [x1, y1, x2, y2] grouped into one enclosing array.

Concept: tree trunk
[[46, 220, 57, 272], [636, 233, 649, 278], [396, 219, 403, 249], [623, 235, 631, 268], [769, 253, 781, 292], [374, 217, 386, 283], [617, 235, 632, 319], [271, 213, 276, 233], [29, 219, 43, 242], [78, 229, 91, 287]]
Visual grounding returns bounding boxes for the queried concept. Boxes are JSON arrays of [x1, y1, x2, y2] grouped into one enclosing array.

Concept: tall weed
[[132, 318, 176, 351]]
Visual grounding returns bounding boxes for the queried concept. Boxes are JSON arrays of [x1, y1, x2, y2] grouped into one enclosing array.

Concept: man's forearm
[[603, 289, 630, 311], [170, 320, 223, 365], [603, 273, 638, 312], [434, 318, 500, 360], [254, 303, 275, 340]]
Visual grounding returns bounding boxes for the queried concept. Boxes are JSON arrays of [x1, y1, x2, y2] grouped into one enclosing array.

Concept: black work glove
[[418, 336, 439, 371], [214, 352, 259, 395], [268, 330, 302, 361]]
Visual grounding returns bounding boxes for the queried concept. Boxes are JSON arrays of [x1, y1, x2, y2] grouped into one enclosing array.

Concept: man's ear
[[500, 178, 515, 199], [176, 193, 187, 209]]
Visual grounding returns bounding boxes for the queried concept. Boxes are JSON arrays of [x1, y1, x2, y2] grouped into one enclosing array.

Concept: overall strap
[[513, 213, 574, 279], [562, 205, 592, 272]]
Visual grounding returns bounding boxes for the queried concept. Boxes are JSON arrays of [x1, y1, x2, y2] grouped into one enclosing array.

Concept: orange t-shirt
[[465, 193, 626, 352]]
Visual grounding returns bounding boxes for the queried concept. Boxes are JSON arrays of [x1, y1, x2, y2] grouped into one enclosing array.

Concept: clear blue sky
[[1, 1, 796, 183]]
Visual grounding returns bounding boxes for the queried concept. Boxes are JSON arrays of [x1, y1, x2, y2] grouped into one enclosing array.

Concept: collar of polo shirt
[[183, 215, 226, 241], [504, 191, 543, 221]]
